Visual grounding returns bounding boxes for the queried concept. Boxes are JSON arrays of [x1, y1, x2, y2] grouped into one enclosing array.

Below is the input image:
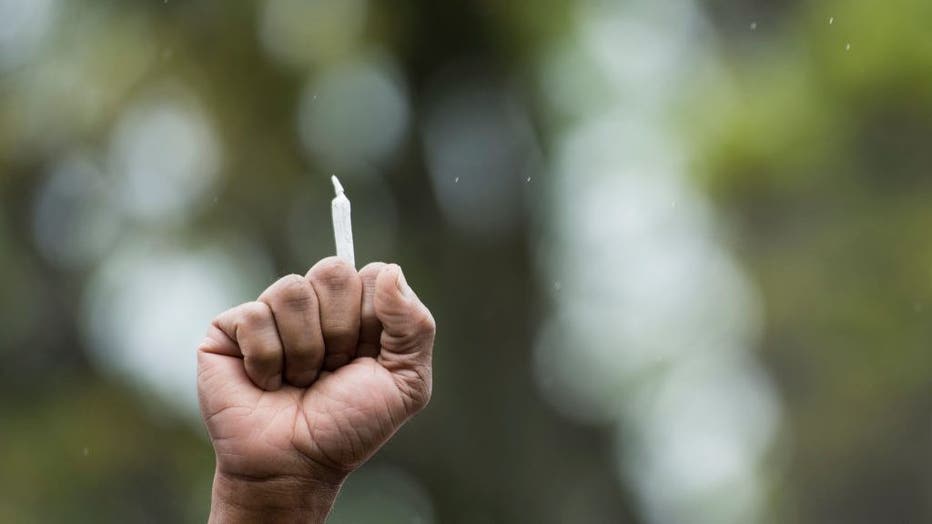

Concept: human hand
[[197, 258, 435, 523]]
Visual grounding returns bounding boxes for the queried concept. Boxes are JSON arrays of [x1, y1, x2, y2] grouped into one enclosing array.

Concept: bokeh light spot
[[32, 152, 121, 270], [108, 88, 221, 224], [298, 56, 409, 173]]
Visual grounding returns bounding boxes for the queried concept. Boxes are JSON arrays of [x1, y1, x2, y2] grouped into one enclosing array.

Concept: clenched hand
[[197, 258, 435, 523]]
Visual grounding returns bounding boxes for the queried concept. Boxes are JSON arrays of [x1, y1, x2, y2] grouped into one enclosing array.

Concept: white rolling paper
[[331, 175, 355, 269]]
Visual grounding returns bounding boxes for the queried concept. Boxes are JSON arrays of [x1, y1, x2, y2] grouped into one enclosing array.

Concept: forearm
[[209, 472, 343, 524]]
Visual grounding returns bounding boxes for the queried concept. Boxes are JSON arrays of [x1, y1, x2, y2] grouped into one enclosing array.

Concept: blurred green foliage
[[696, 0, 932, 521]]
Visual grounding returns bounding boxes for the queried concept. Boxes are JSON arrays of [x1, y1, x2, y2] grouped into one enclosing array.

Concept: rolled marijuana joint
[[331, 175, 355, 269]]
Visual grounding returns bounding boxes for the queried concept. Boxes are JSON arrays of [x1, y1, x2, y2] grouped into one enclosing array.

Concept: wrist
[[209, 471, 345, 524]]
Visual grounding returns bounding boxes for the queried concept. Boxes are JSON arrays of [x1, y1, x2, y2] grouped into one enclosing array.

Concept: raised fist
[[197, 258, 435, 523]]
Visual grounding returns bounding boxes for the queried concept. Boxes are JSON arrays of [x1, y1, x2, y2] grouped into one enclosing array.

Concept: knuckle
[[359, 261, 387, 280], [309, 257, 357, 290], [274, 274, 315, 310], [414, 308, 436, 335], [209, 315, 226, 334], [239, 302, 271, 329]]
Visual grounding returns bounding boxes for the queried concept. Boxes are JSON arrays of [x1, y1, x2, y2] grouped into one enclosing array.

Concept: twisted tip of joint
[[331, 175, 345, 196]]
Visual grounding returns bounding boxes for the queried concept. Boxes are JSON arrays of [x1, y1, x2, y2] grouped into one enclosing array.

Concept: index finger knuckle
[[271, 274, 316, 311]]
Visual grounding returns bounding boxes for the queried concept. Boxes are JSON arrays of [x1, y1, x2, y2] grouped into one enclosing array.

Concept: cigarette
[[331, 175, 355, 269]]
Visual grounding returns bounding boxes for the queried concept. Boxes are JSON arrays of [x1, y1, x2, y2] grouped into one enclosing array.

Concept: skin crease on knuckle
[[273, 274, 315, 310], [309, 260, 359, 294], [390, 365, 432, 413], [381, 306, 435, 353], [233, 303, 281, 380]]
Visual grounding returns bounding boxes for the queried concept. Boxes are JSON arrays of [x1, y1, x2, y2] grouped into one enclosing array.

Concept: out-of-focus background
[[1, 0, 930, 522]]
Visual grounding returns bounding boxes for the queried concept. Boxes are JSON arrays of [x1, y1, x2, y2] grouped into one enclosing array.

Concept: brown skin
[[197, 258, 435, 523]]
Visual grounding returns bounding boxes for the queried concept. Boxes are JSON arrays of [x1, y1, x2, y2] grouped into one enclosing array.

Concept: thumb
[[374, 264, 435, 363]]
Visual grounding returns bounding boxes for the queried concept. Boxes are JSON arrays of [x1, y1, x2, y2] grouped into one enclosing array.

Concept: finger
[[198, 322, 240, 358], [374, 264, 435, 403], [358, 261, 388, 358], [197, 324, 262, 420], [307, 257, 363, 370], [259, 274, 325, 387], [213, 301, 284, 391]]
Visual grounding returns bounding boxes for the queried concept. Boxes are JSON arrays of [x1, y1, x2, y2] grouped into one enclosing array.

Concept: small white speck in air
[[454, 177, 460, 183], [526, 177, 531, 182], [845, 43, 851, 51], [749, 21, 757, 30], [83, 448, 89, 457], [829, 16, 835, 25]]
